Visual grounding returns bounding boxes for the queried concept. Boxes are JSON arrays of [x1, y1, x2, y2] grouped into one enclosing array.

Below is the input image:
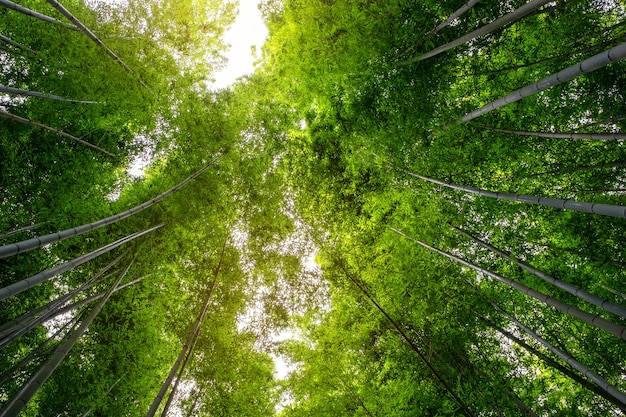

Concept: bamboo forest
[[1, 0, 626, 415]]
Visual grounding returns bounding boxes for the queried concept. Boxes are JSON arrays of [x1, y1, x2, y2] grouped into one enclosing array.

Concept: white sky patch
[[211, 0, 268, 90]]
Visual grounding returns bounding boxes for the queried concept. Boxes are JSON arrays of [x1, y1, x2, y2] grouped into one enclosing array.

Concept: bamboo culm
[[406, 0, 552, 63], [0, 84, 100, 104], [0, 0, 75, 28], [482, 316, 626, 413], [0, 253, 125, 340], [0, 261, 132, 417], [390, 228, 626, 340], [146, 238, 226, 417], [450, 225, 626, 319], [0, 110, 116, 157], [0, 154, 221, 259], [341, 268, 478, 417], [0, 224, 162, 301], [45, 0, 149, 90], [461, 42, 626, 122], [494, 305, 626, 408], [471, 123, 626, 140], [0, 33, 37, 54], [404, 170, 626, 218], [416, 0, 479, 47]]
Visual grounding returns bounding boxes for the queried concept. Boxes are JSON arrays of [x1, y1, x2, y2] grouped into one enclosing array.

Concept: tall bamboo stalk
[[146, 238, 227, 417], [390, 228, 626, 340], [416, 0, 480, 47], [0, 155, 221, 259], [494, 305, 626, 408], [450, 225, 626, 319], [0, 0, 75, 28], [0, 110, 115, 157], [0, 224, 161, 301], [0, 261, 132, 417], [0, 85, 100, 104], [404, 169, 626, 218], [406, 0, 552, 63], [45, 0, 149, 89], [461, 42, 626, 122], [0, 33, 37, 54], [471, 123, 626, 140]]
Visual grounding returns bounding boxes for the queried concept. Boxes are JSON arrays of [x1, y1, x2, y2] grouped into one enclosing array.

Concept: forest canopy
[[1, 0, 626, 416]]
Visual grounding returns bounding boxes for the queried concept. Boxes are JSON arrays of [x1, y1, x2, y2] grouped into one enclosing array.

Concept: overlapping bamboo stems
[[0, 224, 162, 301], [493, 304, 626, 408], [450, 224, 626, 319], [0, 0, 74, 28], [0, 260, 133, 417], [406, 0, 552, 64], [390, 228, 626, 340], [46, 0, 149, 89], [0, 155, 221, 259], [146, 238, 227, 417]]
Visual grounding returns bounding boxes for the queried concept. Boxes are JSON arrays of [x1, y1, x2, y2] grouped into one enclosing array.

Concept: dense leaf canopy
[[1, 0, 625, 416]]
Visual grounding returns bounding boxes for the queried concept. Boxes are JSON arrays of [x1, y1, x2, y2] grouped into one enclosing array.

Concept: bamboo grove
[[1, 0, 625, 416]]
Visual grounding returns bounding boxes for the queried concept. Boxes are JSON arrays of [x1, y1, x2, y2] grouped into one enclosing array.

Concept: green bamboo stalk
[[0, 110, 115, 157], [0, 261, 132, 417], [0, 84, 100, 104], [416, 0, 480, 47], [0, 0, 75, 29], [494, 305, 626, 408], [450, 225, 626, 319], [406, 0, 552, 63], [391, 228, 626, 340], [0, 224, 161, 301], [0, 155, 221, 258], [471, 123, 626, 140], [404, 170, 626, 218], [461, 42, 626, 122]]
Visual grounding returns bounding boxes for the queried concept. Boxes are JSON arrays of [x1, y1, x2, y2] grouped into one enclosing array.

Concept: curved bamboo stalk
[[146, 238, 226, 417], [416, 0, 479, 46], [390, 228, 626, 340], [0, 253, 124, 341], [461, 42, 626, 122], [481, 316, 626, 413], [0, 261, 132, 417], [404, 170, 626, 218], [471, 123, 626, 140], [0, 85, 100, 104], [0, 224, 161, 301], [0, 0, 75, 29], [0, 110, 115, 157], [0, 154, 221, 259], [45, 0, 149, 90], [339, 263, 477, 417], [406, 0, 552, 63], [494, 305, 626, 408], [0, 33, 37, 54], [450, 225, 626, 319]]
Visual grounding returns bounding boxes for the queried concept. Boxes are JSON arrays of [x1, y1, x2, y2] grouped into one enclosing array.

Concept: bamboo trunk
[[406, 0, 552, 63], [0, 261, 131, 417], [0, 224, 161, 301], [416, 0, 480, 47], [0, 0, 75, 28], [461, 42, 626, 122], [495, 305, 626, 408], [391, 228, 626, 340], [405, 170, 626, 218], [450, 225, 626, 319], [0, 110, 115, 157], [0, 154, 221, 259], [471, 123, 626, 140], [0, 84, 99, 104]]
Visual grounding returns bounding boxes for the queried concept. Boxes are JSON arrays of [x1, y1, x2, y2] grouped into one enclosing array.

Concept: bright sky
[[211, 0, 268, 89]]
